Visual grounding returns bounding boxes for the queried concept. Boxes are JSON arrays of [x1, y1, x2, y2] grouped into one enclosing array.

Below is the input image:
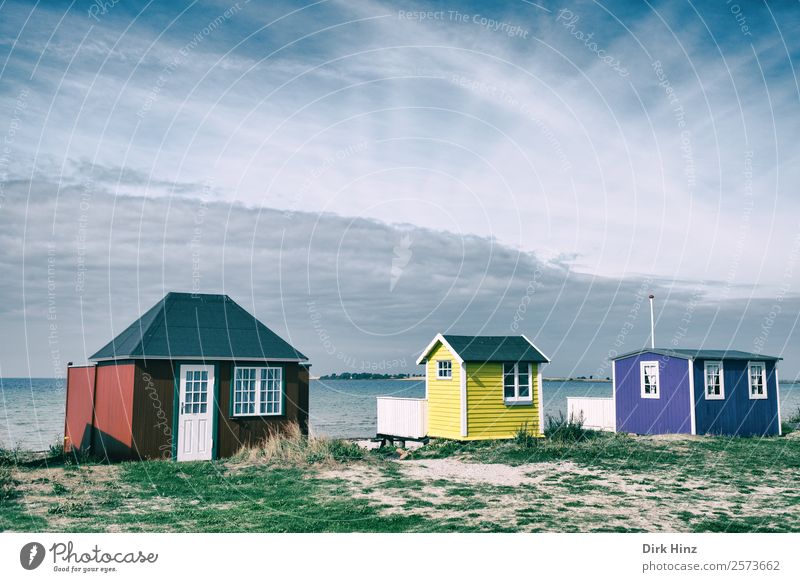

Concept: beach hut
[[377, 334, 550, 442], [64, 292, 310, 461], [569, 348, 783, 437]]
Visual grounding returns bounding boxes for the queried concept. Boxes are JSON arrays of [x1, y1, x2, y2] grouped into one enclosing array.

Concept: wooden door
[[177, 364, 215, 461]]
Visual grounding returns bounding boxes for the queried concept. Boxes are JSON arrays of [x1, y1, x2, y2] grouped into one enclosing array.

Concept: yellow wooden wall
[[465, 362, 542, 439], [426, 342, 463, 439]]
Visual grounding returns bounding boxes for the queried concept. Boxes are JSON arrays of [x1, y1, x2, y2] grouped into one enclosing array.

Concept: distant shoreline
[[311, 376, 610, 382], [312, 375, 424, 381], [544, 377, 611, 383]]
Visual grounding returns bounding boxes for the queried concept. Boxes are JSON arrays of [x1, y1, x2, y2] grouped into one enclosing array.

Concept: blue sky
[[1, 0, 799, 376]]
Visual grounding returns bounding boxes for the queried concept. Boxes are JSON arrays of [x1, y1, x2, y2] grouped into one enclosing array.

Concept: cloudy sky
[[1, 0, 799, 377]]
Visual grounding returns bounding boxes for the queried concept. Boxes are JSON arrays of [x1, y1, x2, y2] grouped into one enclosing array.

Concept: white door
[[177, 364, 215, 461]]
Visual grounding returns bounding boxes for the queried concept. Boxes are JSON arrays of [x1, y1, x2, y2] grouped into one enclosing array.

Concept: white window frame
[[747, 361, 768, 400], [703, 361, 725, 400], [437, 360, 452, 379], [503, 362, 533, 404], [232, 366, 284, 417], [640, 361, 660, 399]]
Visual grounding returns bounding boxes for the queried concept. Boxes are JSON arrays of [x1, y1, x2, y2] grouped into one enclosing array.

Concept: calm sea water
[[2, 378, 799, 449]]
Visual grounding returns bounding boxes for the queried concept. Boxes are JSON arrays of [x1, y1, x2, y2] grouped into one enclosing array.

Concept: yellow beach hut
[[376, 334, 550, 442]]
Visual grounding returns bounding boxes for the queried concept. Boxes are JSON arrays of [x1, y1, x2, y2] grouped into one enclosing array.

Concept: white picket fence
[[566, 397, 615, 431], [376, 397, 428, 439]]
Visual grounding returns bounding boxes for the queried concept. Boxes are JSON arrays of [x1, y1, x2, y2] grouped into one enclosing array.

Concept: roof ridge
[[613, 347, 782, 361], [92, 296, 165, 360], [88, 292, 304, 362], [419, 333, 548, 364], [137, 294, 175, 358], [442, 333, 525, 338]]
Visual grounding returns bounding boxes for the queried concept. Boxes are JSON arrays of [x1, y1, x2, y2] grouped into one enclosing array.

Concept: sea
[[2, 378, 799, 451]]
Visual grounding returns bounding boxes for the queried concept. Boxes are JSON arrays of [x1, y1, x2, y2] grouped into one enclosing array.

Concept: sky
[[0, 0, 799, 377]]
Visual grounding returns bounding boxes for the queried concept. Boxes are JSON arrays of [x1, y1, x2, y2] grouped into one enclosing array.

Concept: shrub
[[0, 464, 16, 501], [48, 438, 65, 459], [514, 423, 538, 448], [785, 407, 800, 425], [326, 439, 365, 462], [407, 438, 477, 459], [235, 423, 365, 466], [64, 445, 92, 467], [544, 411, 597, 443], [0, 445, 21, 466]]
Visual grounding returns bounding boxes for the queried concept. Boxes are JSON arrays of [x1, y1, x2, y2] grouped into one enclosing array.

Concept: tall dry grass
[[234, 422, 366, 466]]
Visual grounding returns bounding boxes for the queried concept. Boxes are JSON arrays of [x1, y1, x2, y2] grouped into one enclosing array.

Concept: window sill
[[504, 399, 533, 406], [705, 395, 725, 401], [748, 395, 768, 401], [230, 413, 284, 419], [640, 394, 660, 399]]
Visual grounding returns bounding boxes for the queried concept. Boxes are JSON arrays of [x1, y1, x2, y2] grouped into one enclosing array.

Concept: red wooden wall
[[64, 365, 96, 453], [91, 364, 136, 458]]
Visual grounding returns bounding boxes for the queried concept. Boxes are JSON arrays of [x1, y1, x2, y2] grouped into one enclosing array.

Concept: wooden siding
[[296, 365, 310, 435], [426, 342, 462, 439], [567, 397, 614, 431], [92, 363, 136, 459], [692, 359, 780, 436], [376, 397, 427, 439], [65, 357, 309, 462], [64, 365, 96, 452], [132, 360, 176, 460], [128, 360, 309, 460], [465, 362, 541, 439], [216, 361, 309, 458], [614, 352, 692, 435]]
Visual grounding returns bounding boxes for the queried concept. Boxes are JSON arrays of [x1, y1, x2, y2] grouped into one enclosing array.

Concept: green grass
[[409, 431, 684, 471], [2, 429, 799, 533], [410, 429, 800, 474], [0, 432, 455, 533], [0, 453, 445, 533], [108, 461, 436, 533]]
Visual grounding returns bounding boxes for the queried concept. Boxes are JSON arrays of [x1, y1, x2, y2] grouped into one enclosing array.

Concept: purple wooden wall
[[693, 359, 780, 436], [615, 352, 692, 435]]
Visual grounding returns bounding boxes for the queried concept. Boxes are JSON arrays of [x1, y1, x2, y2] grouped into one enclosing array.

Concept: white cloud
[[1, 0, 799, 375]]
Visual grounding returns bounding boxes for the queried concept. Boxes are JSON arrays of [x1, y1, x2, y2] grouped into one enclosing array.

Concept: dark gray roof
[[440, 335, 549, 363], [613, 348, 782, 362], [90, 292, 307, 361]]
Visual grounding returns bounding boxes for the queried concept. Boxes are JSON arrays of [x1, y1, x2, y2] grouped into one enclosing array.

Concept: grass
[[409, 429, 683, 472], [543, 411, 599, 443], [0, 429, 436, 533], [231, 423, 365, 466], [783, 406, 800, 435], [2, 426, 799, 533], [785, 407, 800, 424]]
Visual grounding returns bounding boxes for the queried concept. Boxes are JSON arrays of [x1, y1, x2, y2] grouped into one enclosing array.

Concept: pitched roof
[[90, 292, 308, 362], [612, 348, 782, 361], [416, 334, 550, 364]]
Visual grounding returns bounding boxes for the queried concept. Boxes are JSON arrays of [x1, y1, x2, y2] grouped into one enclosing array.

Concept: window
[[640, 361, 660, 399], [183, 369, 208, 414], [233, 366, 283, 416], [233, 368, 256, 415], [437, 360, 452, 379], [748, 362, 767, 400], [704, 361, 725, 400], [503, 363, 532, 403], [260, 367, 282, 414]]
